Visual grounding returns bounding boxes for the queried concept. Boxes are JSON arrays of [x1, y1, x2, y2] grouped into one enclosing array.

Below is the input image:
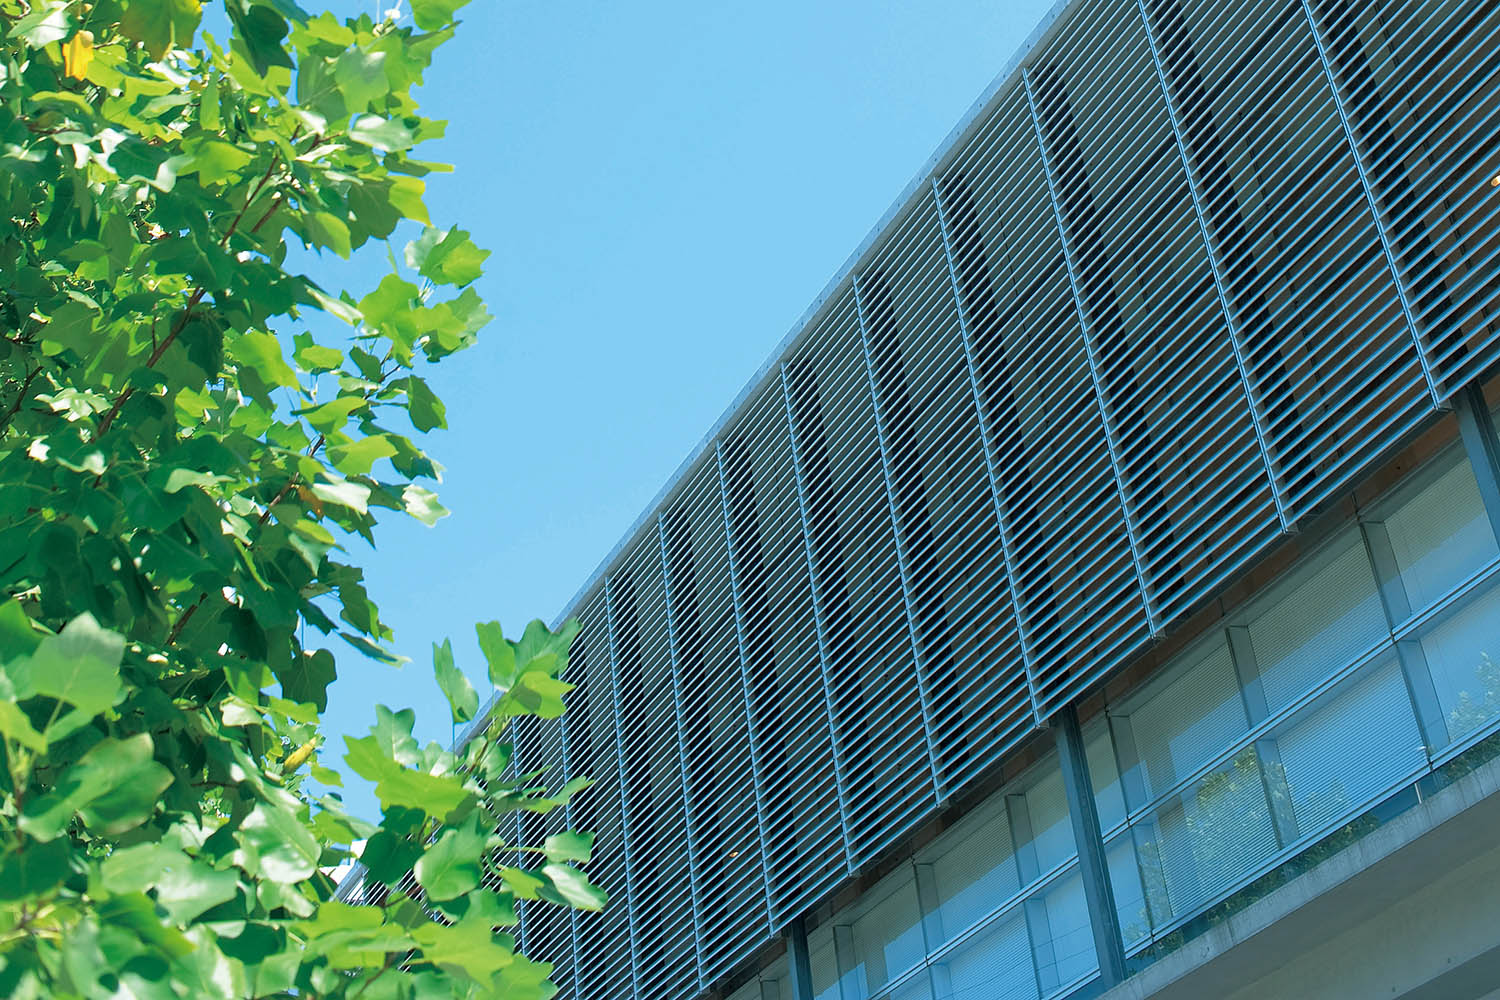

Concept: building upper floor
[[341, 0, 1500, 996]]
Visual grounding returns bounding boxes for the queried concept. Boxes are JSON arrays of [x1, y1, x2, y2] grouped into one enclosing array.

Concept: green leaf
[[405, 227, 489, 288], [328, 435, 397, 477], [279, 648, 336, 712], [20, 733, 173, 840], [99, 843, 189, 894], [301, 396, 365, 433], [0, 600, 42, 661], [433, 639, 478, 724], [334, 48, 389, 111], [292, 332, 343, 373], [477, 621, 516, 688], [9, 3, 72, 47], [376, 768, 470, 819], [235, 800, 320, 882], [226, 1, 292, 75], [312, 480, 371, 514], [405, 376, 446, 431], [349, 115, 414, 153], [0, 700, 45, 752], [0, 838, 73, 902], [509, 672, 574, 720], [542, 831, 593, 864], [7, 612, 124, 721], [184, 137, 253, 185], [540, 863, 607, 912], [120, 0, 200, 57], [411, 914, 514, 979], [358, 829, 423, 885], [153, 859, 240, 924], [370, 704, 420, 767], [414, 817, 486, 901], [338, 629, 404, 664], [408, 0, 470, 30], [232, 330, 299, 392], [402, 483, 448, 526]]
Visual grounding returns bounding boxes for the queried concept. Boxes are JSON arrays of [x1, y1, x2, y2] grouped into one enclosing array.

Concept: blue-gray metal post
[[1299, 0, 1442, 408], [851, 272, 945, 801], [1134, 0, 1291, 532], [1022, 67, 1161, 637], [1054, 705, 1129, 988], [930, 174, 1046, 724], [715, 440, 778, 931], [656, 512, 709, 989], [601, 578, 644, 997], [778, 364, 856, 873]]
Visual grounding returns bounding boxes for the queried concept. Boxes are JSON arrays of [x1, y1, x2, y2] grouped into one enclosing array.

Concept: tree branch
[[0, 366, 41, 435]]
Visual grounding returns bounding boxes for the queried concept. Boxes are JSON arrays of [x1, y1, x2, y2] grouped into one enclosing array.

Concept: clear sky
[[314, 0, 1059, 819]]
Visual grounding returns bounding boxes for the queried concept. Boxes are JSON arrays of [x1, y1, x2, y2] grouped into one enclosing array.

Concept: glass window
[[1021, 767, 1075, 874], [807, 925, 842, 1000], [1272, 657, 1425, 837], [1139, 746, 1278, 926], [1103, 831, 1148, 949], [1242, 535, 1386, 711], [930, 910, 1035, 1000], [1383, 455, 1496, 614], [1124, 637, 1247, 800], [926, 798, 1020, 947], [842, 870, 926, 998], [1420, 585, 1500, 742]]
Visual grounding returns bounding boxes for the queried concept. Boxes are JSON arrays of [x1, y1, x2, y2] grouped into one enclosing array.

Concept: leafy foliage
[[0, 0, 599, 996]]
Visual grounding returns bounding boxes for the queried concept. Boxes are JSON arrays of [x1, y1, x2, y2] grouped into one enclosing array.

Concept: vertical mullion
[[851, 273, 945, 800], [1455, 385, 1500, 545], [778, 364, 856, 874], [1055, 705, 1128, 989], [601, 579, 643, 998], [1299, 0, 1442, 408], [1021, 67, 1161, 637], [930, 174, 1046, 725], [1358, 519, 1451, 753], [1225, 626, 1304, 846], [656, 513, 708, 990], [715, 440, 777, 933], [1134, 0, 1291, 533]]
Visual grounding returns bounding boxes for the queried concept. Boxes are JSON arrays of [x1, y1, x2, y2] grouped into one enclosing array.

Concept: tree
[[0, 1, 600, 996]]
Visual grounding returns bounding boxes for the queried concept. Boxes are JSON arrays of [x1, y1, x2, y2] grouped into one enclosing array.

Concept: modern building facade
[[346, 0, 1500, 996]]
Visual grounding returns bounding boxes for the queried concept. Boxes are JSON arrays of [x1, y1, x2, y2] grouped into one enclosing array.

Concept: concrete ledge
[[1100, 754, 1500, 1000]]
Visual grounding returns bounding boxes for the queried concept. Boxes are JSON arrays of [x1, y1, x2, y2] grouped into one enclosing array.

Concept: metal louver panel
[[562, 592, 634, 1000], [718, 384, 848, 925], [661, 463, 772, 985], [784, 286, 938, 866], [1026, 0, 1284, 631], [1303, 0, 1500, 397], [510, 714, 579, 999], [941, 79, 1151, 716], [854, 185, 1035, 793], [607, 540, 699, 1000], [1139, 0, 1432, 520]]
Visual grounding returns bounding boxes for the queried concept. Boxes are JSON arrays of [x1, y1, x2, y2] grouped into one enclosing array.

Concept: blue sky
[[314, 0, 1058, 819]]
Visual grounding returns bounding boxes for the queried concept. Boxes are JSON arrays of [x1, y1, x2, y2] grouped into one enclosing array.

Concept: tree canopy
[[0, 0, 598, 996]]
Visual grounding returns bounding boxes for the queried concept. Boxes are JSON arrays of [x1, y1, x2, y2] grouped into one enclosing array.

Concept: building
[[460, 0, 1500, 997]]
